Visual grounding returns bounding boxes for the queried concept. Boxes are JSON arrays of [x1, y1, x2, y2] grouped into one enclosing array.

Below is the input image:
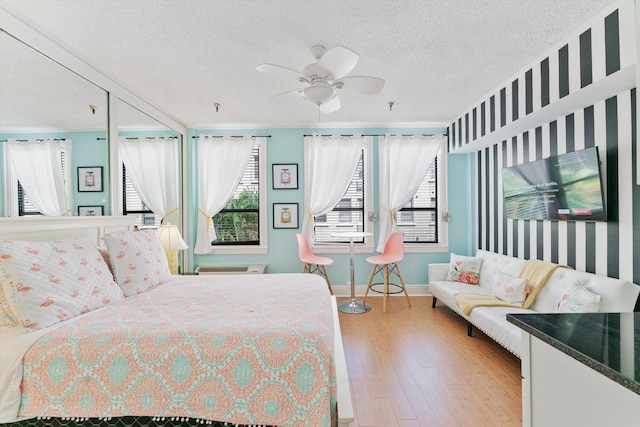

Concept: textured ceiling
[[0, 0, 620, 130]]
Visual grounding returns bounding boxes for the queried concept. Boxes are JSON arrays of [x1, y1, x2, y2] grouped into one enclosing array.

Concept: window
[[10, 141, 70, 217], [212, 147, 260, 245], [397, 158, 438, 243], [314, 145, 371, 245], [122, 163, 160, 227], [206, 138, 268, 254], [17, 181, 41, 215]]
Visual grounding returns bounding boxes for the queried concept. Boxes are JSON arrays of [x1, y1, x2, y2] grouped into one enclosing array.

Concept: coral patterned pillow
[[0, 238, 125, 331], [555, 280, 601, 313], [103, 229, 171, 296], [492, 271, 529, 305], [445, 253, 484, 285]]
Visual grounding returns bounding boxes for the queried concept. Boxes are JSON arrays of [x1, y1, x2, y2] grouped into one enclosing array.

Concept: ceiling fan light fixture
[[303, 84, 336, 105], [257, 44, 383, 112]]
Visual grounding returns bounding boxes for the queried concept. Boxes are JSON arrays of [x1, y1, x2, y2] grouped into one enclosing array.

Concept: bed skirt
[[2, 416, 275, 427]]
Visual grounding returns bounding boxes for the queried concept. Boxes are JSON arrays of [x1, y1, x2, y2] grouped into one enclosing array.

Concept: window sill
[[313, 243, 375, 255], [404, 244, 449, 254]]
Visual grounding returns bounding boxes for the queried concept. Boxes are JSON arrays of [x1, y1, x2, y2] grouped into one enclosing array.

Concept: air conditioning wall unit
[[195, 264, 267, 275]]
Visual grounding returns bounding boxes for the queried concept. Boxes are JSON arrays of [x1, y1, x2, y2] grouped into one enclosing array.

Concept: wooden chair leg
[[395, 264, 411, 307], [362, 264, 377, 305], [383, 264, 389, 313], [320, 265, 333, 295]]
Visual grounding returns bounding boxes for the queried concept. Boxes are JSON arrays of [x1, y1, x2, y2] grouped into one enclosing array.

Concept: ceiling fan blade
[[319, 96, 341, 114], [335, 76, 385, 95], [316, 46, 359, 79], [269, 88, 305, 101], [256, 63, 308, 83]]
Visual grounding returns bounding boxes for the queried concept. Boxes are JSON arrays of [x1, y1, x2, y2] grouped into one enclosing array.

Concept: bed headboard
[[0, 216, 136, 247]]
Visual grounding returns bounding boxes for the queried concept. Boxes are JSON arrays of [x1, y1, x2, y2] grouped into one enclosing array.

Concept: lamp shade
[[303, 84, 336, 105], [156, 224, 188, 251]]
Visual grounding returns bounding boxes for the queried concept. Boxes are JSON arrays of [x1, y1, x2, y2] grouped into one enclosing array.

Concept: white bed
[[0, 216, 353, 427]]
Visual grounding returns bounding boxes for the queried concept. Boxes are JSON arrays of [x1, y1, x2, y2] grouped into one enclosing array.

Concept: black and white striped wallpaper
[[447, 2, 639, 297]]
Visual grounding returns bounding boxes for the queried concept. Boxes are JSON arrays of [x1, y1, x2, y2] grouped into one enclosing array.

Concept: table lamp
[[157, 223, 188, 274]]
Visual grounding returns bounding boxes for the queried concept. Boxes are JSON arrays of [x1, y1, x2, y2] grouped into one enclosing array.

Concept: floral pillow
[[0, 238, 125, 331], [555, 280, 601, 313], [445, 253, 483, 285], [492, 271, 529, 305], [103, 229, 172, 296]]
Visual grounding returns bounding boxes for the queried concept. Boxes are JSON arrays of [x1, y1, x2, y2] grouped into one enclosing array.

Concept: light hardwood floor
[[337, 296, 522, 427]]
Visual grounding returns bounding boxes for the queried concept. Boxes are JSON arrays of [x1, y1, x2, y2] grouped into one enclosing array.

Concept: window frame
[[207, 137, 268, 255], [402, 142, 449, 253], [4, 139, 73, 217], [121, 162, 161, 228], [312, 137, 374, 255], [211, 146, 261, 246]]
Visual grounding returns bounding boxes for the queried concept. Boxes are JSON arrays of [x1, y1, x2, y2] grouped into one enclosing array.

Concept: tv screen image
[[502, 147, 606, 221]]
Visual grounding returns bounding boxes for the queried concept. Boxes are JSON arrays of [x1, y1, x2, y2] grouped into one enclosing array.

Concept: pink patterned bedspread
[[17, 273, 336, 427]]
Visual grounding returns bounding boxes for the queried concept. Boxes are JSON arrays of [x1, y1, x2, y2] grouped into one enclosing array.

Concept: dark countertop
[[507, 312, 640, 396]]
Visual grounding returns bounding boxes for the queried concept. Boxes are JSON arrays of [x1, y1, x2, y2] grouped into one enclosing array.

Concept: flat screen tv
[[502, 147, 606, 221]]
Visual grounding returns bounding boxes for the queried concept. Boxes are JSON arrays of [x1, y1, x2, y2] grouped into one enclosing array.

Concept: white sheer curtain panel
[[376, 133, 442, 252], [6, 139, 70, 216], [195, 135, 256, 254], [302, 133, 365, 246], [119, 136, 180, 225]]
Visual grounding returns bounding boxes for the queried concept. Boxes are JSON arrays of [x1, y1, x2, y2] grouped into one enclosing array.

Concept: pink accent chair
[[363, 231, 411, 312], [296, 233, 334, 295]]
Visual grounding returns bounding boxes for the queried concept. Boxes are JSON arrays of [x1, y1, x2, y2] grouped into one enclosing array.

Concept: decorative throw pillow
[[445, 253, 483, 285], [0, 238, 125, 331], [555, 280, 601, 313], [492, 271, 529, 305], [103, 229, 172, 296]]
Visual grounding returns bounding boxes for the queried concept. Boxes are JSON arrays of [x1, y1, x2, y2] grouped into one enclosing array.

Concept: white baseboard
[[332, 284, 431, 297]]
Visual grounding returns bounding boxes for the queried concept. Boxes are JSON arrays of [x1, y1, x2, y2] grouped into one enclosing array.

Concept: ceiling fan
[[256, 45, 385, 114]]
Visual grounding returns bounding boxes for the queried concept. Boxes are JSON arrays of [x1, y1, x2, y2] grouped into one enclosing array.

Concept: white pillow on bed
[[0, 238, 125, 331], [103, 229, 172, 296]]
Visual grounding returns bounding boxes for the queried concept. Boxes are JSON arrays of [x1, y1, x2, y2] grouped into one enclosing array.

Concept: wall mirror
[[117, 99, 182, 228], [0, 30, 109, 216]]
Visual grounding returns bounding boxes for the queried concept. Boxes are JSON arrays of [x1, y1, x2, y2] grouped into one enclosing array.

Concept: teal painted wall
[[188, 127, 476, 288]]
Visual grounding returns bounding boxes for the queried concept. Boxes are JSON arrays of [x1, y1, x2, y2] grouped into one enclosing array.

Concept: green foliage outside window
[[212, 189, 259, 244]]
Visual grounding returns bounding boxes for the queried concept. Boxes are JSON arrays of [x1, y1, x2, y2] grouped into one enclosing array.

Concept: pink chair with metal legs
[[363, 231, 411, 312], [296, 233, 334, 295]]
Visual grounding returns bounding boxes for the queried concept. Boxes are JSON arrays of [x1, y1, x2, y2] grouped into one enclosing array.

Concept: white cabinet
[[521, 332, 640, 427]]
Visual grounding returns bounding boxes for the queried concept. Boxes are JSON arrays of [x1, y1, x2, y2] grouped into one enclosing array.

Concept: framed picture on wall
[[272, 163, 298, 189], [78, 205, 104, 216], [273, 203, 299, 229], [77, 166, 103, 192]]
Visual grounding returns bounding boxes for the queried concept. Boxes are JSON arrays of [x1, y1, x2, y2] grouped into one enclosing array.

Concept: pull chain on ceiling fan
[[256, 45, 385, 113]]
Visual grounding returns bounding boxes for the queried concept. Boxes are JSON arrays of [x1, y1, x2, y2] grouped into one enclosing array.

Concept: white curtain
[[376, 133, 442, 252], [119, 136, 180, 225], [195, 135, 256, 254], [6, 139, 71, 216], [302, 133, 365, 246]]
